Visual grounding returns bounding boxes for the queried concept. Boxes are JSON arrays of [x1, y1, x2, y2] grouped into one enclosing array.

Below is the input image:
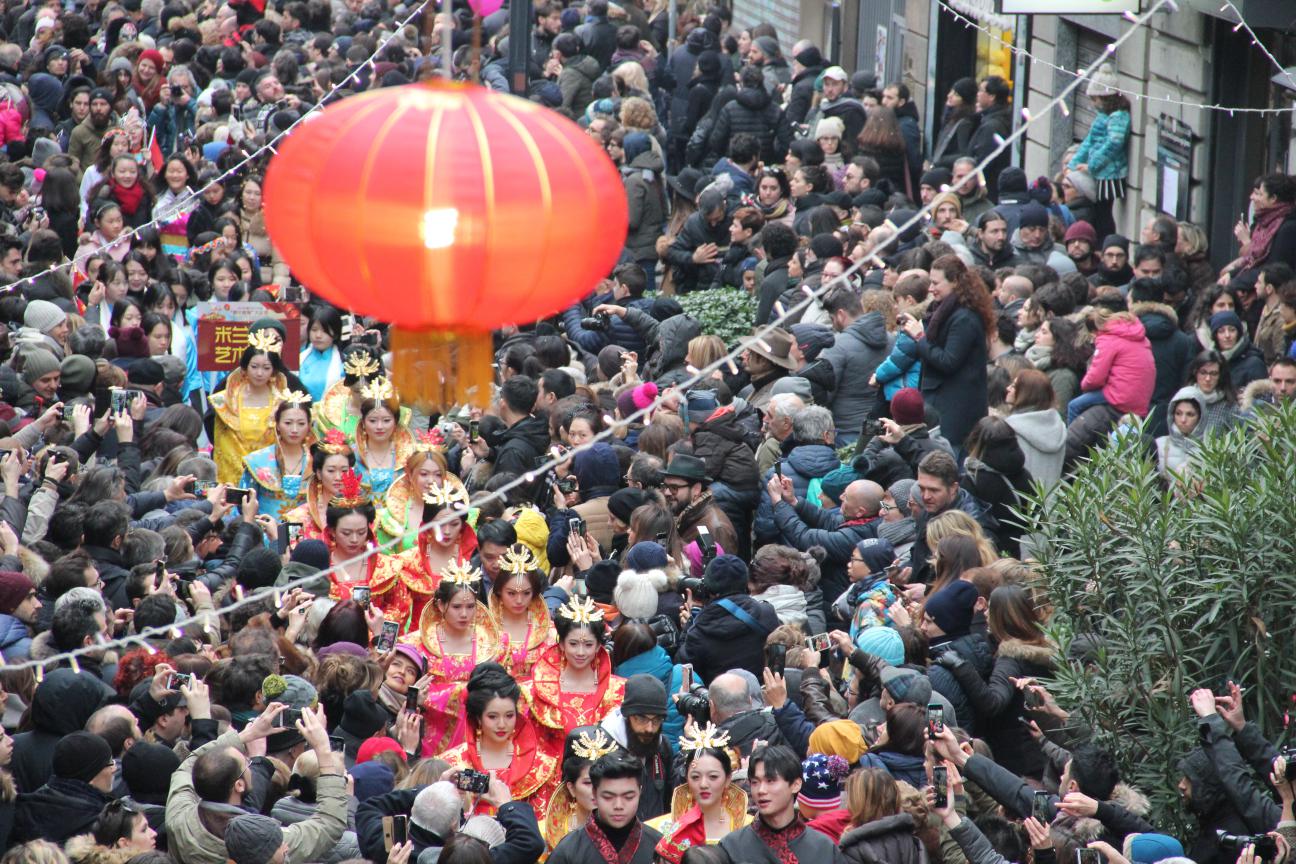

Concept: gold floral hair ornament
[[329, 468, 370, 509], [422, 481, 469, 510], [441, 558, 482, 588], [247, 328, 283, 353], [317, 428, 352, 456], [360, 375, 396, 402], [276, 388, 312, 407], [500, 546, 538, 576], [571, 729, 619, 761], [679, 722, 732, 753], [343, 352, 381, 379], [557, 596, 603, 625]]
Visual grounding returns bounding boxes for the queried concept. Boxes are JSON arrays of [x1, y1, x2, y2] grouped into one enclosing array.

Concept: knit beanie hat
[[685, 388, 717, 420], [0, 570, 35, 615], [1064, 220, 1098, 247], [23, 299, 66, 333], [1019, 201, 1050, 230], [1086, 62, 1119, 98], [608, 488, 653, 524], [880, 667, 932, 706], [290, 538, 330, 571], [356, 736, 407, 765], [225, 814, 285, 864], [616, 381, 658, 420], [808, 720, 868, 764], [998, 167, 1028, 195], [622, 673, 668, 717], [790, 323, 835, 362], [809, 233, 843, 261], [1066, 169, 1098, 202], [340, 690, 390, 739], [1126, 834, 1186, 864], [1102, 233, 1130, 252], [794, 45, 822, 68], [53, 731, 113, 783], [855, 624, 904, 665], [754, 36, 780, 59], [888, 478, 916, 517], [924, 580, 978, 637], [798, 753, 851, 808], [584, 560, 621, 605], [815, 116, 844, 141], [890, 387, 925, 425], [112, 325, 149, 358], [350, 760, 397, 801], [1209, 310, 1244, 336], [60, 354, 97, 395], [261, 674, 317, 710], [703, 554, 748, 597], [128, 358, 166, 387], [920, 167, 952, 191], [20, 348, 60, 385], [624, 540, 668, 572], [122, 741, 181, 798], [951, 77, 977, 106]]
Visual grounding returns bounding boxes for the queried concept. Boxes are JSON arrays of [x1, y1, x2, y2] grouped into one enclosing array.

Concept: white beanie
[[1086, 62, 1120, 98]]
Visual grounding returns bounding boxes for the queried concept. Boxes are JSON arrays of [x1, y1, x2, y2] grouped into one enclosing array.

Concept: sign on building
[[999, 0, 1139, 12]]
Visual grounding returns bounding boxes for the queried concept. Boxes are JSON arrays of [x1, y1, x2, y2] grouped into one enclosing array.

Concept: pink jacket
[[1080, 315, 1156, 416]]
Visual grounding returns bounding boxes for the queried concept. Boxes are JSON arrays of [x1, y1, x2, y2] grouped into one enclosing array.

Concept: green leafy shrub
[[647, 288, 756, 346], [1021, 400, 1296, 832]]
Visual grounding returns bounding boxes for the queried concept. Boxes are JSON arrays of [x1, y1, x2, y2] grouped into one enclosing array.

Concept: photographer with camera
[[597, 673, 676, 820], [677, 554, 779, 686], [1189, 685, 1286, 842], [852, 389, 955, 486], [561, 263, 654, 357]]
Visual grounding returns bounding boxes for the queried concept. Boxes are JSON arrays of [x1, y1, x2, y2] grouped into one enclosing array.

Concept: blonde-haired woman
[[839, 768, 925, 864], [612, 62, 651, 99]]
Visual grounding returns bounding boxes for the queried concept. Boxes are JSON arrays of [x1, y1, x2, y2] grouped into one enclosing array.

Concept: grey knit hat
[[23, 299, 66, 333], [20, 348, 61, 385], [888, 478, 916, 518], [225, 814, 284, 864]]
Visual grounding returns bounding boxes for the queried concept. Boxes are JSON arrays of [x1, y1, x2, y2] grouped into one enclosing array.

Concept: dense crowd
[[1, 1, 1296, 864]]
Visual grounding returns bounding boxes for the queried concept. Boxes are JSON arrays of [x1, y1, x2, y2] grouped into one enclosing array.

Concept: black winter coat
[[959, 449, 1032, 555], [1226, 335, 1268, 390], [84, 543, 132, 609], [949, 638, 1054, 778], [857, 142, 911, 197], [840, 813, 926, 864], [491, 415, 550, 483], [11, 669, 113, 793], [692, 413, 761, 492], [785, 65, 822, 127], [708, 85, 789, 165], [969, 104, 1013, 196], [1134, 302, 1195, 438], [665, 210, 728, 293], [12, 778, 112, 844], [917, 304, 989, 449], [926, 629, 994, 732], [755, 255, 792, 326], [679, 593, 779, 685], [931, 110, 978, 170]]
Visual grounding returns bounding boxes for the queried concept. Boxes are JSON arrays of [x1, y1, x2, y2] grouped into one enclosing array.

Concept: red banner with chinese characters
[[195, 301, 302, 371]]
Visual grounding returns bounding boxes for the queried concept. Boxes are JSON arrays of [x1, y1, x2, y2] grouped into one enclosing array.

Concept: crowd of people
[[2, 1, 1296, 864]]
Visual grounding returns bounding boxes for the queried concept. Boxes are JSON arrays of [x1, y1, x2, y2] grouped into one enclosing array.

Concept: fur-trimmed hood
[[63, 836, 136, 864], [1110, 781, 1151, 816], [996, 638, 1057, 669], [1240, 378, 1277, 411], [1129, 301, 1180, 328]]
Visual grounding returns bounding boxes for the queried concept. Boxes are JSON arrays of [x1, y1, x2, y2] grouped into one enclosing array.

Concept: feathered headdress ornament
[[422, 481, 469, 511], [500, 545, 538, 576], [557, 596, 603, 625], [570, 728, 619, 761], [247, 329, 283, 353], [441, 558, 482, 588], [679, 722, 732, 753], [360, 375, 396, 402], [276, 388, 312, 408], [329, 468, 370, 508], [343, 352, 381, 379]]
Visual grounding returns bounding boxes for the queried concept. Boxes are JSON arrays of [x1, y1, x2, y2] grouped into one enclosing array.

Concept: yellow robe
[[210, 371, 288, 485]]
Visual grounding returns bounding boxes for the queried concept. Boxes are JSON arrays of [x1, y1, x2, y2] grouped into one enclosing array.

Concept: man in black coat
[[664, 188, 729, 295], [969, 75, 1014, 199], [708, 64, 790, 165], [81, 500, 133, 609], [548, 753, 662, 864], [599, 675, 675, 821], [1130, 278, 1195, 437], [575, 0, 617, 71], [11, 669, 113, 793], [785, 44, 823, 127], [678, 555, 779, 686], [474, 376, 549, 485], [13, 732, 116, 844]]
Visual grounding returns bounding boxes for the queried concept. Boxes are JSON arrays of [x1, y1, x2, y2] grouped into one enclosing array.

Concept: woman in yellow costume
[[281, 429, 356, 543], [352, 375, 416, 499], [376, 429, 469, 550], [540, 726, 619, 853], [240, 389, 313, 522], [530, 597, 625, 755], [490, 544, 558, 680], [370, 480, 478, 632], [312, 345, 384, 441], [441, 662, 559, 817], [210, 329, 289, 484], [402, 558, 505, 755], [648, 724, 751, 862]]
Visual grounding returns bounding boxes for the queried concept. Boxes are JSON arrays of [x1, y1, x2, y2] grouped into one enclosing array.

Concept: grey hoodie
[[1004, 408, 1066, 488], [1156, 385, 1206, 478]]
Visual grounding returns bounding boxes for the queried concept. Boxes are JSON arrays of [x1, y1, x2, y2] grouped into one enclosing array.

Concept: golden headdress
[[500, 545, 539, 576], [570, 728, 619, 761], [413, 428, 446, 453], [557, 596, 603, 625], [247, 329, 282, 353], [276, 388, 312, 408], [679, 722, 732, 754], [343, 352, 381, 379], [316, 428, 352, 456], [441, 558, 482, 588], [422, 481, 470, 511], [360, 375, 396, 402]]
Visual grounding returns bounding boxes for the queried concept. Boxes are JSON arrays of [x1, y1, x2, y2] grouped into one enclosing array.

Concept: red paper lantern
[[263, 79, 628, 406]]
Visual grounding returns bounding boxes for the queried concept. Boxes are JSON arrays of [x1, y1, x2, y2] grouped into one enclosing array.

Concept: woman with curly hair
[[1023, 315, 1090, 414], [899, 255, 995, 450]]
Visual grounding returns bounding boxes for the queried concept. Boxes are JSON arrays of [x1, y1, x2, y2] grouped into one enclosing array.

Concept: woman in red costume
[[371, 480, 478, 633], [402, 559, 506, 754], [491, 545, 558, 680], [441, 662, 559, 816], [649, 723, 751, 861], [322, 468, 385, 603], [281, 429, 355, 543], [530, 596, 626, 755]]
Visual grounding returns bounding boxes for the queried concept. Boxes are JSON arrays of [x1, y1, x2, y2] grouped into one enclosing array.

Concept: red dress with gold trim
[[529, 645, 625, 756], [369, 530, 479, 634], [326, 550, 385, 604], [403, 604, 506, 756], [492, 597, 558, 681], [440, 711, 559, 816], [280, 479, 330, 543]]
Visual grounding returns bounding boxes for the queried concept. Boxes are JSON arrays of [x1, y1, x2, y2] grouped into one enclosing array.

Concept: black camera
[[676, 686, 711, 726], [580, 312, 612, 331], [455, 769, 491, 794], [680, 577, 709, 603], [556, 476, 578, 495], [1282, 747, 1296, 779], [645, 613, 680, 652], [862, 419, 885, 439], [1217, 832, 1279, 861], [696, 526, 717, 567]]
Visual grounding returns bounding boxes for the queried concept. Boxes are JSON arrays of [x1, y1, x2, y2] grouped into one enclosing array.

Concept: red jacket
[[1079, 314, 1156, 416], [808, 807, 852, 843]]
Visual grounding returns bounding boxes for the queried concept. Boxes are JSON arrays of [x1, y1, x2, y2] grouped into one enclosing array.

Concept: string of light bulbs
[[937, 0, 1295, 117], [1217, 0, 1296, 94], [0, 0, 437, 297], [0, 0, 1172, 675]]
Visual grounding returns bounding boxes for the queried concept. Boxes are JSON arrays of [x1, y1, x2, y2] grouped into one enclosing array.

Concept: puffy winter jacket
[[821, 312, 893, 436], [1133, 302, 1195, 437], [707, 85, 790, 165], [558, 55, 601, 118], [1068, 109, 1130, 181], [872, 331, 921, 400], [753, 442, 843, 545], [840, 813, 926, 864], [1079, 315, 1156, 416]]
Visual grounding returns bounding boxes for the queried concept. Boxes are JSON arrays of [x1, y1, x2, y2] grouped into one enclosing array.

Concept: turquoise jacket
[[615, 646, 686, 754], [1068, 109, 1130, 181], [873, 331, 922, 399]]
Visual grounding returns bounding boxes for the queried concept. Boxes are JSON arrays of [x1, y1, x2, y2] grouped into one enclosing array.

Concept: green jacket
[[165, 730, 348, 864]]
